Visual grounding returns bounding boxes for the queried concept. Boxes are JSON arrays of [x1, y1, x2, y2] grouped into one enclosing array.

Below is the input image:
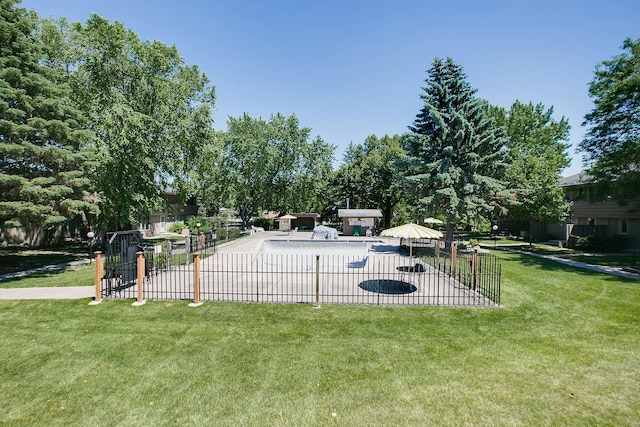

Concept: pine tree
[[404, 58, 508, 243], [0, 0, 95, 243]]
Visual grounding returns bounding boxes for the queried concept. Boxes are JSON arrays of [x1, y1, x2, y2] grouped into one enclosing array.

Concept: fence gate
[[103, 230, 148, 297]]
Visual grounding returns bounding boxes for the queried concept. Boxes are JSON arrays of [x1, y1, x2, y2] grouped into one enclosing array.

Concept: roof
[[338, 209, 383, 218], [291, 213, 320, 218], [559, 172, 592, 187]]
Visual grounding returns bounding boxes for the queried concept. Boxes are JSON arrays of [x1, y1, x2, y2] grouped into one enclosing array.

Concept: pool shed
[[291, 213, 319, 231], [276, 213, 320, 231], [338, 209, 383, 236]]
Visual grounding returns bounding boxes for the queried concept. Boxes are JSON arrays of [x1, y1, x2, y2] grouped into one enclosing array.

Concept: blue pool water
[[255, 239, 374, 267], [259, 239, 370, 256]]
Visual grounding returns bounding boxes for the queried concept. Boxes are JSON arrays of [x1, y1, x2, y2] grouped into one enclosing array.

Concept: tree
[[279, 135, 335, 214], [0, 0, 96, 243], [490, 101, 572, 226], [579, 37, 640, 208], [68, 15, 216, 230], [221, 113, 334, 229], [331, 135, 405, 229], [404, 57, 509, 244]]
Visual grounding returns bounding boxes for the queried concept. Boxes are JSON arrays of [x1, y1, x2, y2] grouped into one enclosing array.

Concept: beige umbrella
[[380, 223, 443, 256], [279, 214, 297, 232]]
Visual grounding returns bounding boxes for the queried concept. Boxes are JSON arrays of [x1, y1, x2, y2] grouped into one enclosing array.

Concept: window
[[621, 219, 628, 234]]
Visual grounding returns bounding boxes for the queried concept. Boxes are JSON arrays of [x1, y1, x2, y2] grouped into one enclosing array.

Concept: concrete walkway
[[1, 234, 637, 301]]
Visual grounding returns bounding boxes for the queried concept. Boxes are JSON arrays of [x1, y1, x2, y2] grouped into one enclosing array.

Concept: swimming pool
[[260, 239, 370, 256], [255, 239, 372, 267]]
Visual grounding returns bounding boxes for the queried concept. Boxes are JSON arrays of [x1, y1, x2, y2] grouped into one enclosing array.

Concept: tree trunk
[[445, 213, 455, 248]]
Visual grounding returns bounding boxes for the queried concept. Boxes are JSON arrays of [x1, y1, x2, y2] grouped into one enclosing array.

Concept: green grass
[[1, 252, 639, 425], [0, 250, 87, 274], [0, 264, 94, 288]]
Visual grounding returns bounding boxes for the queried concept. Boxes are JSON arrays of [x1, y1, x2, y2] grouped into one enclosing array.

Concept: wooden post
[[451, 242, 458, 278], [89, 251, 103, 305], [133, 251, 146, 306], [189, 253, 203, 307]]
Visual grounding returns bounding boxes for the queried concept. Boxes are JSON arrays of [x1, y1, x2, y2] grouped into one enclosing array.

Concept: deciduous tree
[[332, 135, 405, 229], [490, 101, 571, 225], [70, 15, 216, 230], [579, 37, 640, 208], [221, 113, 333, 229]]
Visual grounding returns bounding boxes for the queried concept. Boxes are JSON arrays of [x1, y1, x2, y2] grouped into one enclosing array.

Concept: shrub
[[168, 222, 185, 233], [187, 217, 212, 234], [573, 234, 630, 252]]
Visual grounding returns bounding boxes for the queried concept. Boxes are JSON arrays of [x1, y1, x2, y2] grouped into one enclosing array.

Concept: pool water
[[258, 239, 370, 257], [255, 239, 373, 267]]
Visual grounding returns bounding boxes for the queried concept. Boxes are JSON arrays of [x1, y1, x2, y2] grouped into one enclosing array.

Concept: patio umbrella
[[424, 217, 443, 225], [380, 223, 443, 257], [279, 214, 297, 231]]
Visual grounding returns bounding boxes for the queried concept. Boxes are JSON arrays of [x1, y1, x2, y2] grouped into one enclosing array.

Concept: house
[[560, 173, 639, 249], [276, 213, 320, 231], [337, 209, 383, 236], [142, 193, 198, 237]]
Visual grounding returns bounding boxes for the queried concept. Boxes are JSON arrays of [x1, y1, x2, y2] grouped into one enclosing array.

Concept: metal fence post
[[89, 251, 103, 305], [189, 253, 203, 307], [133, 251, 146, 306], [314, 255, 321, 308], [472, 248, 478, 291]]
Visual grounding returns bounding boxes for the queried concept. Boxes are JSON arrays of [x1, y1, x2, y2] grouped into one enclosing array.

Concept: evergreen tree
[[404, 58, 508, 243], [0, 0, 95, 242]]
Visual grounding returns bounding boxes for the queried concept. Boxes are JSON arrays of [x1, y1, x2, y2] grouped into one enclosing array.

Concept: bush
[[573, 234, 630, 252], [187, 217, 212, 234], [168, 222, 185, 233]]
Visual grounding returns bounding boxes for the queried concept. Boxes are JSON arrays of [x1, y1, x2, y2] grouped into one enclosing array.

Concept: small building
[[291, 213, 320, 231], [144, 193, 198, 237], [559, 172, 639, 249], [277, 213, 320, 231], [338, 209, 383, 236]]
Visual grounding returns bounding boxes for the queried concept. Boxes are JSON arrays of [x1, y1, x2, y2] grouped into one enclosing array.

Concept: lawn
[[0, 264, 94, 288], [1, 252, 639, 426], [0, 248, 88, 274]]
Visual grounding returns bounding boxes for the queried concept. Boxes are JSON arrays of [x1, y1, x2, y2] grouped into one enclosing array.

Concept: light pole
[[492, 224, 498, 248], [87, 231, 95, 264]]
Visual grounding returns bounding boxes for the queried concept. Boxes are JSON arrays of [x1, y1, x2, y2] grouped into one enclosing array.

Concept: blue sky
[[22, 0, 640, 176]]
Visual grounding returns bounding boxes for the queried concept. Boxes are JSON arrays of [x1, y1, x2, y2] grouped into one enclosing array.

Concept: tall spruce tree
[[0, 0, 94, 243], [404, 58, 508, 243]]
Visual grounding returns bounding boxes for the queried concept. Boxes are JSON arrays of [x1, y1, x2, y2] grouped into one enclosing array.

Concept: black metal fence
[[99, 241, 500, 307]]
